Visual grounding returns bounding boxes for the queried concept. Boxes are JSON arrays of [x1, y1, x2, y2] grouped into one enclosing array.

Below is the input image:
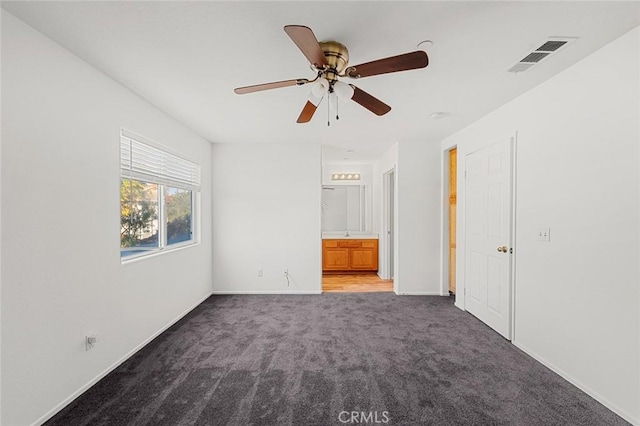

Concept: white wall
[[1, 12, 213, 426], [442, 26, 640, 424], [211, 143, 322, 294], [396, 141, 442, 295], [371, 141, 442, 293]]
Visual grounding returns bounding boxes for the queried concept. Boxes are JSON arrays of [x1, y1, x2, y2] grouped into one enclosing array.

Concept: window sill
[[120, 241, 199, 265]]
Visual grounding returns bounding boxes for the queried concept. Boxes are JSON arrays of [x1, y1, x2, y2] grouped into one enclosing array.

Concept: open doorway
[[448, 148, 457, 295], [320, 170, 393, 293]]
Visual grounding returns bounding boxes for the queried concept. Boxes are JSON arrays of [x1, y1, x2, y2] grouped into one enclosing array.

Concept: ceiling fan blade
[[350, 85, 391, 116], [284, 25, 328, 69], [234, 78, 308, 94], [346, 51, 428, 79], [297, 100, 318, 123]]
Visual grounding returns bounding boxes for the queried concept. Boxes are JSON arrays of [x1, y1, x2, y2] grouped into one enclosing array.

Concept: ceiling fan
[[234, 25, 429, 124]]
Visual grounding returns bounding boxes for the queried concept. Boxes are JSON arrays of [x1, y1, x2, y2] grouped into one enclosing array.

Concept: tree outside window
[[120, 179, 159, 254]]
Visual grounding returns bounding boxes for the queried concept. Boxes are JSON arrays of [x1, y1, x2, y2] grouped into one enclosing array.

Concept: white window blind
[[120, 133, 201, 190]]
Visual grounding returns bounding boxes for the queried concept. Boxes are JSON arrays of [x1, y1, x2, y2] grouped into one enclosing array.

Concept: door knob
[[497, 246, 508, 253]]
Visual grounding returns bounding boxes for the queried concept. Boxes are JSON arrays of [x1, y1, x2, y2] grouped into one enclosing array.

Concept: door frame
[[441, 134, 518, 339], [382, 167, 396, 286], [441, 146, 457, 296]]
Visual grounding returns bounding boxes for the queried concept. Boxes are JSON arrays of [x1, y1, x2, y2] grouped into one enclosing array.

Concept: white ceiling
[[2, 1, 639, 163]]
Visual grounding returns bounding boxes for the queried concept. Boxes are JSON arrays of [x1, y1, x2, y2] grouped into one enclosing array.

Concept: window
[[120, 180, 160, 256], [165, 187, 193, 245], [120, 130, 201, 260]]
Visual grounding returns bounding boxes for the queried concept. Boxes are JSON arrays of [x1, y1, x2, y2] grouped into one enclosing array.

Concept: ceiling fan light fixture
[[311, 77, 330, 97], [334, 81, 355, 100], [307, 93, 323, 107]]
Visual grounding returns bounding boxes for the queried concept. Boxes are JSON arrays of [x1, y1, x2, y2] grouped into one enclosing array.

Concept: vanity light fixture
[[332, 173, 361, 181]]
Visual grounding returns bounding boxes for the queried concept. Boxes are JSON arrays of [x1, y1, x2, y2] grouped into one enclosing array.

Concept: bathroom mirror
[[322, 185, 365, 232]]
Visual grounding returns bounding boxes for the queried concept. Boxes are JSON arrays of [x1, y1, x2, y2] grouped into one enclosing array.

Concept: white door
[[464, 139, 513, 339]]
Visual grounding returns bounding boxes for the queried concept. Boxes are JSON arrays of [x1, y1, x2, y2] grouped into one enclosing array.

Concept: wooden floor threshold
[[322, 273, 394, 293]]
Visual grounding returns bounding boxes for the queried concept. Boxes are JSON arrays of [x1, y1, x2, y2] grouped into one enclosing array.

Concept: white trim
[[381, 167, 396, 282], [30, 292, 212, 426], [440, 147, 448, 297], [512, 340, 638, 426], [441, 134, 457, 310], [440, 146, 455, 297], [317, 153, 323, 294], [159, 185, 167, 247], [396, 292, 443, 296], [120, 241, 200, 264], [211, 291, 322, 295], [454, 140, 466, 311], [510, 134, 518, 342]]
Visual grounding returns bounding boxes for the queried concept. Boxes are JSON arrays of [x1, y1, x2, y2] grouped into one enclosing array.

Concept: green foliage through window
[[120, 180, 194, 258], [166, 187, 192, 245], [120, 179, 158, 249]]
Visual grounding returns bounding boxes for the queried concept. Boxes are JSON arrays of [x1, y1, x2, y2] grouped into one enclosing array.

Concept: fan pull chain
[[336, 99, 340, 121], [327, 94, 330, 127]]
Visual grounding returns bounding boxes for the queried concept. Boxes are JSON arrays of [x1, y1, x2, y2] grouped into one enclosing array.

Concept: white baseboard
[[31, 292, 213, 426], [211, 290, 322, 295], [396, 292, 443, 296], [512, 340, 639, 426]]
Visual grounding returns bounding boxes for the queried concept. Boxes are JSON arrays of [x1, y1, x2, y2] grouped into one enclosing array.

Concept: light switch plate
[[537, 227, 550, 242]]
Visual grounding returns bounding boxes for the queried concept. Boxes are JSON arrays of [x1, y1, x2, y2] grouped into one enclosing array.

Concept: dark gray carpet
[[46, 294, 627, 425]]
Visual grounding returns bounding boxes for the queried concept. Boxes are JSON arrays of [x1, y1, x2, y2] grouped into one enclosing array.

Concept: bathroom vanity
[[321, 182, 377, 273], [322, 235, 378, 273]]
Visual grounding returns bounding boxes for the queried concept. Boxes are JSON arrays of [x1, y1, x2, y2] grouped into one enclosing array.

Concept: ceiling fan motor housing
[[319, 41, 349, 82]]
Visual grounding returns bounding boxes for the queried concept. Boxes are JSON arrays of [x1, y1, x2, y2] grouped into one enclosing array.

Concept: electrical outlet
[[85, 334, 99, 351], [257, 268, 263, 277], [537, 227, 551, 242]]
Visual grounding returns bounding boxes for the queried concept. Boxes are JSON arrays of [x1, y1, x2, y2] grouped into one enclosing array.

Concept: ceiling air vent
[[508, 37, 576, 73], [520, 52, 550, 63], [536, 40, 568, 52]]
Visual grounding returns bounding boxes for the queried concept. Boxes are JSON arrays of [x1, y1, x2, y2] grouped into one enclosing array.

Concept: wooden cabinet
[[322, 239, 378, 272], [323, 247, 350, 270]]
